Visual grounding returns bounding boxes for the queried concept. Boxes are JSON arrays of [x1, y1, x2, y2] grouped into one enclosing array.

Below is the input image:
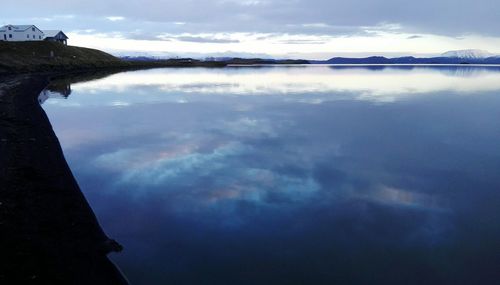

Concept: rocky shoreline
[[0, 74, 129, 284]]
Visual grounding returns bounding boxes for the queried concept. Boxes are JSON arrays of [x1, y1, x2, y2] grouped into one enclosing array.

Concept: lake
[[41, 65, 500, 284]]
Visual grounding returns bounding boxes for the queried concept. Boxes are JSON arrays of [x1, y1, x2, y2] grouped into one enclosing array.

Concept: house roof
[[0, 25, 37, 32], [0, 25, 41, 32], [43, 30, 69, 39]]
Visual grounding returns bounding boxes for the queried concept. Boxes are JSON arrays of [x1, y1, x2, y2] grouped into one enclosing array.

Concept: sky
[[2, 0, 500, 59]]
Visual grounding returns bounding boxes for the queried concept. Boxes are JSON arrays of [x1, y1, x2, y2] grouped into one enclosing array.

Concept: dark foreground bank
[[0, 74, 129, 284]]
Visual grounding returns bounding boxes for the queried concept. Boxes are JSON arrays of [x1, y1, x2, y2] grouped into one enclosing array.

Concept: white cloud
[[302, 23, 331, 28], [106, 16, 125, 21], [218, 0, 269, 6]]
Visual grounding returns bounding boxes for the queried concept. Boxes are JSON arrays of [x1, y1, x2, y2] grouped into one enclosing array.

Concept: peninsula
[[0, 41, 228, 75]]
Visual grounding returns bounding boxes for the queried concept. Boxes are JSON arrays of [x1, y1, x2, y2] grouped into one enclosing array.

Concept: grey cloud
[[127, 33, 171, 41], [173, 36, 240, 43], [278, 39, 327, 45], [3, 0, 500, 37]]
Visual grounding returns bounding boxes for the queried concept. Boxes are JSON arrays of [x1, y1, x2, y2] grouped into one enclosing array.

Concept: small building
[[43, 30, 69, 45], [0, 25, 44, 42]]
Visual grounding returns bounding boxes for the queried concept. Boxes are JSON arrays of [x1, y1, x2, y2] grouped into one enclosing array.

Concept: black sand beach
[[0, 74, 128, 284]]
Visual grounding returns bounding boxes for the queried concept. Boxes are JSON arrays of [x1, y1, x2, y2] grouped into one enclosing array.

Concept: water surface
[[41, 66, 500, 284]]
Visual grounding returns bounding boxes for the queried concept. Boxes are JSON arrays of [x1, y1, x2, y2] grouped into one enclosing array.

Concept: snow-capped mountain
[[441, 49, 494, 59]]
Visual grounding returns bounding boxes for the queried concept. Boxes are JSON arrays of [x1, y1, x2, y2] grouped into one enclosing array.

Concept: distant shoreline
[[227, 63, 500, 67], [3, 41, 500, 77], [310, 56, 500, 65]]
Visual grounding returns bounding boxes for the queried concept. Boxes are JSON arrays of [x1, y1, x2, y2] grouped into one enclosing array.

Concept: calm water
[[41, 66, 500, 284]]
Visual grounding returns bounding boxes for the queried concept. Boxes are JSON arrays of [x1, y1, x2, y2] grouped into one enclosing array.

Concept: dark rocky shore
[[0, 74, 129, 284]]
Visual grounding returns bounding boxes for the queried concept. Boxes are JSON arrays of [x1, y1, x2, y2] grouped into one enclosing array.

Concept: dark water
[[41, 66, 500, 284]]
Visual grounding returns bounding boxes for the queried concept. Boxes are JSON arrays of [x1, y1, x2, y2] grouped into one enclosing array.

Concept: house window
[[27, 34, 30, 39], [9, 34, 12, 38], [32, 27, 35, 32], [8, 27, 12, 30], [33, 35, 35, 39], [39, 35, 41, 39]]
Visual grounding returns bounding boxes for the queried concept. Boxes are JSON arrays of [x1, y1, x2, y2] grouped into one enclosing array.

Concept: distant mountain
[[114, 51, 274, 60], [119, 50, 500, 65], [441, 49, 493, 59], [312, 52, 500, 65], [223, 58, 309, 65], [120, 56, 161, 62]]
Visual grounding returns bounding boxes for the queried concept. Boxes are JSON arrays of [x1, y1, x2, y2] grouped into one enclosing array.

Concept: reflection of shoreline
[[0, 75, 128, 283], [326, 64, 500, 77], [38, 70, 127, 104], [38, 83, 72, 104], [225, 64, 500, 77]]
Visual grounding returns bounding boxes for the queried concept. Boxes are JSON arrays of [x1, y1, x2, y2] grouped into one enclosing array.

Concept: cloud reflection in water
[[41, 66, 500, 284]]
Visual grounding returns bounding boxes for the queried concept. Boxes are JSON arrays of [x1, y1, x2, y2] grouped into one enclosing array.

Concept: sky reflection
[[41, 66, 500, 284], [42, 66, 500, 106]]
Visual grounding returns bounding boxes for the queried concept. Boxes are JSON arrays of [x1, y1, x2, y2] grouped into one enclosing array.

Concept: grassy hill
[[0, 41, 227, 75], [0, 41, 127, 74]]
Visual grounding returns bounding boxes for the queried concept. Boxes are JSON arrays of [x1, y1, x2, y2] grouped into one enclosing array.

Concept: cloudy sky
[[3, 0, 500, 59]]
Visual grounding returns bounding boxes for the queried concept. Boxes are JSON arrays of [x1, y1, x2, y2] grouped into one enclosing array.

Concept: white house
[[0, 25, 45, 41]]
